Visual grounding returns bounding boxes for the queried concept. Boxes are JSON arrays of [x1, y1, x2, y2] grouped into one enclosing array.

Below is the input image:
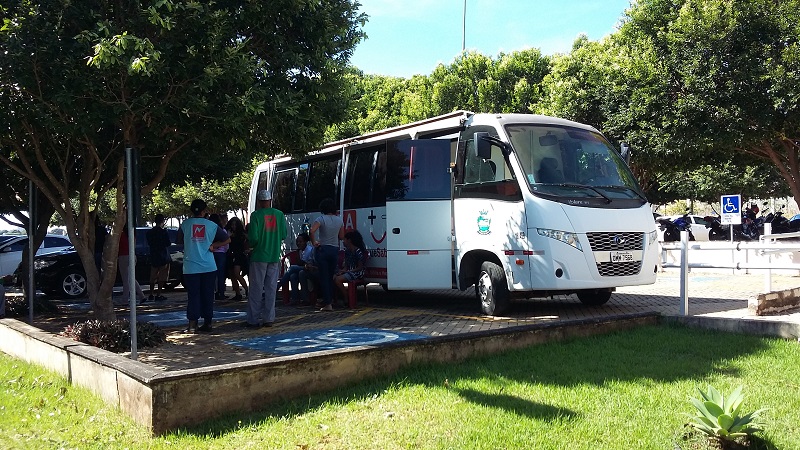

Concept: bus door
[[385, 139, 453, 289]]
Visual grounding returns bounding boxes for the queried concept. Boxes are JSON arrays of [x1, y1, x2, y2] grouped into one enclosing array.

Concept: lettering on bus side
[[369, 248, 387, 258]]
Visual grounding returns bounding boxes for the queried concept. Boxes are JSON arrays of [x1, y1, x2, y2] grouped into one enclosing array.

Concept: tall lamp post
[[462, 0, 467, 53]]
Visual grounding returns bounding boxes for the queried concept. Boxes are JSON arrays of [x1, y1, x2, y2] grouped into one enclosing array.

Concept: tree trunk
[[751, 138, 800, 210]]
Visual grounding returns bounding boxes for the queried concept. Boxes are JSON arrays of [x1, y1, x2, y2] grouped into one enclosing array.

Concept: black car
[[19, 227, 184, 299]]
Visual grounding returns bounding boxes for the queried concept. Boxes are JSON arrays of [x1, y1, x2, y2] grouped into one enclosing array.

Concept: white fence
[[659, 224, 800, 315]]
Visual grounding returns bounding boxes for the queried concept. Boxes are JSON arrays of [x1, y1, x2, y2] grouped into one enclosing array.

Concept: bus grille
[[596, 260, 642, 277], [587, 232, 644, 277]]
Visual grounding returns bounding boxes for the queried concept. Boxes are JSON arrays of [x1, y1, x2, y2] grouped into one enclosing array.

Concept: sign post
[[720, 194, 741, 242]]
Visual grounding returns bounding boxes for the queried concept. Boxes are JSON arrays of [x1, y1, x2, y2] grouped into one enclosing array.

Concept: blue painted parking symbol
[[227, 326, 427, 355]]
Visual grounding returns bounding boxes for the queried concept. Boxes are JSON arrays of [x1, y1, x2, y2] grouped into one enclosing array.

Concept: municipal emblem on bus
[[477, 210, 491, 235]]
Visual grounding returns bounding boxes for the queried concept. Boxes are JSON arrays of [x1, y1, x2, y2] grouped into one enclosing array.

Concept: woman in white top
[[309, 198, 344, 311]]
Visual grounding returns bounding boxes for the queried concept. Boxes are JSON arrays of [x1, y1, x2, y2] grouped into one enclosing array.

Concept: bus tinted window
[[272, 169, 296, 213], [306, 158, 340, 211], [256, 170, 269, 193], [373, 147, 387, 202], [344, 148, 378, 209], [386, 140, 450, 200], [295, 163, 308, 212]]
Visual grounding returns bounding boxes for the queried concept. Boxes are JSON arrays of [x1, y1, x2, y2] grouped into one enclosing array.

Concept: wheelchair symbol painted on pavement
[[227, 326, 427, 355]]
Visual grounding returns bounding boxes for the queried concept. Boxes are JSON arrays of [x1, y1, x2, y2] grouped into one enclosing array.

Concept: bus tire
[[577, 289, 612, 306], [476, 261, 510, 316]]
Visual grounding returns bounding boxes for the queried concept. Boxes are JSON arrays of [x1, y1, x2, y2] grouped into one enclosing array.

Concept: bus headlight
[[537, 228, 583, 252], [648, 230, 658, 245]]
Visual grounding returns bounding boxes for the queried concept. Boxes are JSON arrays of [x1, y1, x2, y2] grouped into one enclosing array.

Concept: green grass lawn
[[2, 324, 799, 449]]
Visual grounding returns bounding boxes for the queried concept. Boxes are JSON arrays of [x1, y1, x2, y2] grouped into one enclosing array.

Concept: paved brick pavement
[[12, 270, 800, 372]]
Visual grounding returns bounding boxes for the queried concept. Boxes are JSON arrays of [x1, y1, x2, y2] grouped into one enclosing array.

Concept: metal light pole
[[27, 181, 35, 324], [462, 0, 467, 53], [125, 147, 138, 360]]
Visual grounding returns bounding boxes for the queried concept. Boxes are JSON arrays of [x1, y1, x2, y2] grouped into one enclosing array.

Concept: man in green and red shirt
[[245, 189, 287, 327]]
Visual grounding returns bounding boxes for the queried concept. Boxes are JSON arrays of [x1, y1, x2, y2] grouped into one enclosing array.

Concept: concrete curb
[[664, 314, 800, 340]]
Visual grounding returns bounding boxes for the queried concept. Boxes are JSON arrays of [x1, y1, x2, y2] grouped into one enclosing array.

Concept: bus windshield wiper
[[537, 183, 612, 204], [592, 185, 648, 202]]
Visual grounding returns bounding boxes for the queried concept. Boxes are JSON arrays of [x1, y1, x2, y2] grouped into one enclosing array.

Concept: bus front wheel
[[577, 289, 612, 306], [476, 261, 510, 316]]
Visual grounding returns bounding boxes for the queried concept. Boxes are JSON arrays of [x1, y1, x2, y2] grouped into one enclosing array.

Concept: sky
[[350, 0, 633, 78]]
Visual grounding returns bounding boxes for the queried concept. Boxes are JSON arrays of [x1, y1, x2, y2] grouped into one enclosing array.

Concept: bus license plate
[[610, 251, 634, 263]]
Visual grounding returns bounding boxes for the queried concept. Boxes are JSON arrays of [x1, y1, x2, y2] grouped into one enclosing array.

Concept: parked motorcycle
[[657, 213, 695, 242], [702, 215, 728, 241], [704, 206, 751, 241], [763, 205, 793, 234]]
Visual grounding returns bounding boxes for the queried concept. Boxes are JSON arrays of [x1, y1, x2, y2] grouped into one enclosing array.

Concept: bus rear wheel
[[577, 289, 612, 306], [476, 261, 510, 316]]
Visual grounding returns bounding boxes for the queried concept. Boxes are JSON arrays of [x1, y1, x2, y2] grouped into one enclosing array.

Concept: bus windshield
[[505, 124, 643, 201]]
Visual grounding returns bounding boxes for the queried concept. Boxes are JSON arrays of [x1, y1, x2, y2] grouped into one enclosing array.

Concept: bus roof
[[266, 111, 601, 164], [321, 111, 601, 152], [321, 110, 472, 151]]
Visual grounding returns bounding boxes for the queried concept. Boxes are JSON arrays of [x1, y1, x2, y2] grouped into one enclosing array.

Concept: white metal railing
[[658, 223, 800, 315]]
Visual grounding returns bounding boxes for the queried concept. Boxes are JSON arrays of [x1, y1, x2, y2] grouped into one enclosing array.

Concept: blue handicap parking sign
[[721, 195, 740, 214], [720, 194, 742, 225]]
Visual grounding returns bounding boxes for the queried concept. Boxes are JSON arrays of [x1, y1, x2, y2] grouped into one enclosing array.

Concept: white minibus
[[249, 111, 659, 315]]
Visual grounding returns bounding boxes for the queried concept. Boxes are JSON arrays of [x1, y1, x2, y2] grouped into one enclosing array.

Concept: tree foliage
[[614, 0, 800, 204], [0, 0, 365, 319]]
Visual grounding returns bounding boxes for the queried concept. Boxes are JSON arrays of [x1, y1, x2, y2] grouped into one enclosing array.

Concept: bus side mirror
[[620, 142, 630, 164], [475, 132, 492, 159]]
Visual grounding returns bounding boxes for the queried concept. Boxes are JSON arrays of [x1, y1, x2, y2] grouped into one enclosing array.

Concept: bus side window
[[306, 157, 340, 212], [458, 130, 521, 201], [344, 148, 379, 209], [386, 140, 450, 200], [272, 170, 296, 213], [256, 170, 269, 192], [295, 164, 308, 212], [373, 147, 387, 202]]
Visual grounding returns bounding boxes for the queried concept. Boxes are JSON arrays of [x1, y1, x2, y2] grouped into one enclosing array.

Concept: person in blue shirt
[[278, 232, 316, 305], [176, 199, 230, 333]]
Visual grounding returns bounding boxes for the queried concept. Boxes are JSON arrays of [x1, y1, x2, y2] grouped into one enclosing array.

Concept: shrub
[[687, 385, 765, 442], [61, 319, 166, 353], [4, 294, 59, 318]]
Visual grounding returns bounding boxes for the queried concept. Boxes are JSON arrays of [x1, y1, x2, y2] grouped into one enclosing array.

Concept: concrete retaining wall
[[0, 313, 658, 435], [665, 315, 800, 340], [749, 287, 800, 315]]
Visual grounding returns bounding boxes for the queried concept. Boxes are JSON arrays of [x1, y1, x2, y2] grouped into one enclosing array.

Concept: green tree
[[486, 49, 550, 113], [430, 51, 494, 113], [615, 0, 800, 204], [0, 0, 365, 319]]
